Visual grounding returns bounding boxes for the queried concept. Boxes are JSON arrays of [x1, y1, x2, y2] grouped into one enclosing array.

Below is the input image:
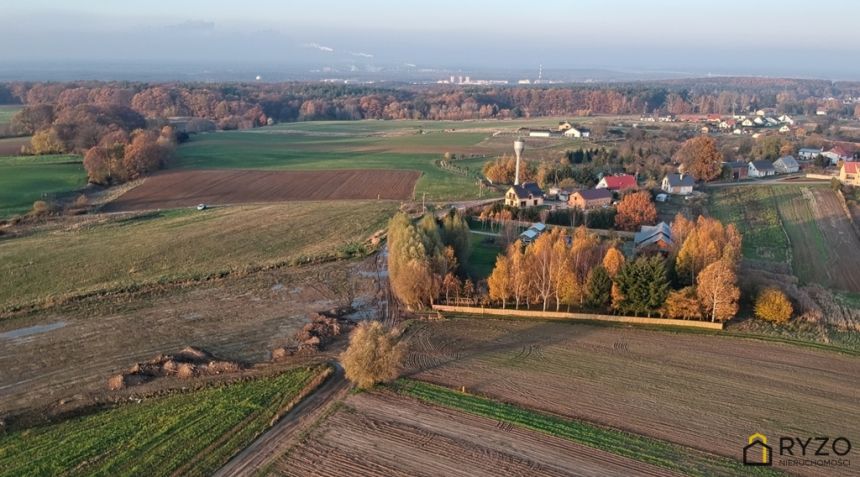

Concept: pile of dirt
[[272, 313, 355, 360], [107, 347, 242, 390]]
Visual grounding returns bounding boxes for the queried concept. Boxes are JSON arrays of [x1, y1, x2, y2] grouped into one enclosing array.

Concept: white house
[[753, 117, 766, 126], [778, 125, 791, 134], [821, 146, 851, 165], [773, 156, 800, 174], [798, 148, 823, 161], [563, 127, 591, 138], [741, 118, 755, 127], [661, 173, 694, 195], [778, 114, 794, 125], [748, 160, 776, 177]]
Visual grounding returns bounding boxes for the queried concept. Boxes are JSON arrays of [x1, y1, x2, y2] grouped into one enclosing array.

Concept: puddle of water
[[0, 321, 67, 339]]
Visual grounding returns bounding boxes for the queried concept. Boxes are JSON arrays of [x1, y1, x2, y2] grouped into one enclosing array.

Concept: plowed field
[[103, 169, 419, 212]]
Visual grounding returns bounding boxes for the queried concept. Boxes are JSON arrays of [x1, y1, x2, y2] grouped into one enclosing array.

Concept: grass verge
[[0, 366, 327, 477], [394, 379, 782, 477]]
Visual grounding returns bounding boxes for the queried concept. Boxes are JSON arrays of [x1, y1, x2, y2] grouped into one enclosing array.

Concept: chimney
[[514, 139, 525, 186]]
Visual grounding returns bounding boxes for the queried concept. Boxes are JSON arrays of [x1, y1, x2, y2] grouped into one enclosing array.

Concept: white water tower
[[513, 139, 525, 185]]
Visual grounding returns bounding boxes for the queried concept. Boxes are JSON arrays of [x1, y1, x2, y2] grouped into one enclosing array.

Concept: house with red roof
[[596, 174, 637, 191], [839, 162, 860, 186]]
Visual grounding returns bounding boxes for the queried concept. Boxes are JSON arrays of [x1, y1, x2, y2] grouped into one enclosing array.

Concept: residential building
[[557, 121, 573, 131], [839, 162, 860, 186], [505, 182, 544, 208], [563, 127, 591, 138], [634, 222, 673, 255], [661, 173, 694, 195], [596, 174, 637, 191], [569, 189, 613, 209], [528, 129, 553, 138], [822, 146, 852, 165], [773, 156, 800, 174], [748, 160, 776, 177], [778, 114, 794, 125], [779, 125, 791, 134], [798, 148, 823, 161], [724, 161, 749, 180]]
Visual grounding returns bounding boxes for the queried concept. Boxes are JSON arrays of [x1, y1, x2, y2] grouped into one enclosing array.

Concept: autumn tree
[[83, 147, 111, 184], [340, 321, 405, 389], [487, 254, 512, 308], [387, 213, 435, 309], [664, 287, 701, 320], [29, 129, 65, 154], [602, 247, 626, 277], [122, 129, 170, 179], [696, 261, 740, 322], [754, 288, 793, 323], [675, 216, 741, 285], [442, 273, 462, 304], [672, 136, 723, 181], [614, 191, 658, 231], [526, 229, 567, 311], [11, 104, 55, 135]]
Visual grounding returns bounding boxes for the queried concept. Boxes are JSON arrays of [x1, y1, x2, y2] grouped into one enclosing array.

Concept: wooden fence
[[431, 304, 725, 330]]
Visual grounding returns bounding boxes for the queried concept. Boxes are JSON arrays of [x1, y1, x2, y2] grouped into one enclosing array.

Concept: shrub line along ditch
[[393, 379, 783, 477]]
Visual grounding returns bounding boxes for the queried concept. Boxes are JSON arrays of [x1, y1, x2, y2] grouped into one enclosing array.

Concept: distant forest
[[2, 77, 859, 132]]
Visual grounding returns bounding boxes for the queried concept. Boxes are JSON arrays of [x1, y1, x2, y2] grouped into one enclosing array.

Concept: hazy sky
[[3, 0, 860, 79]]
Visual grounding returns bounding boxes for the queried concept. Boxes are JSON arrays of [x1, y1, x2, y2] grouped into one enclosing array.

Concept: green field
[[176, 125, 492, 200], [709, 185, 790, 263], [0, 105, 21, 125], [395, 380, 779, 477], [0, 201, 396, 310], [464, 232, 501, 280], [0, 366, 324, 477], [0, 155, 87, 218]]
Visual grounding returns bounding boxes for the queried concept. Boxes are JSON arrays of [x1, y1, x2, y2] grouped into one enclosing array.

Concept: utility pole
[[422, 193, 426, 214]]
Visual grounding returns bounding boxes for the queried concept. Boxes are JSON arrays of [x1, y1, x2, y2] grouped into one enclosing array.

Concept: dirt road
[[214, 363, 350, 477]]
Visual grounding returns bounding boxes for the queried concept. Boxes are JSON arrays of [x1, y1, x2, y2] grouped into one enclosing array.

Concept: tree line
[[482, 215, 743, 322]]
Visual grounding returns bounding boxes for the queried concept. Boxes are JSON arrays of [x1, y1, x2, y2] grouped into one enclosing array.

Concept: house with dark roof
[[505, 182, 544, 208], [748, 160, 776, 178], [723, 161, 749, 180], [661, 173, 694, 195], [568, 189, 613, 210], [596, 174, 637, 191], [634, 222, 673, 255], [773, 155, 799, 174]]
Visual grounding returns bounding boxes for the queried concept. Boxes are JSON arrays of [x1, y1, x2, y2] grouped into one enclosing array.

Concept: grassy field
[[0, 155, 87, 218], [175, 126, 491, 201], [0, 366, 324, 477], [464, 232, 501, 280], [0, 201, 396, 310], [174, 119, 596, 201], [395, 380, 779, 477], [0, 105, 21, 125], [709, 185, 789, 263]]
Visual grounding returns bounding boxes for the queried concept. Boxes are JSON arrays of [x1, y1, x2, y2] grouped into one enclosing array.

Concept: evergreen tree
[[585, 265, 612, 309]]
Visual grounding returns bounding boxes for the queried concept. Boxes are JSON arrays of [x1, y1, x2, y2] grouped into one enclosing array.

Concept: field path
[[213, 363, 350, 477]]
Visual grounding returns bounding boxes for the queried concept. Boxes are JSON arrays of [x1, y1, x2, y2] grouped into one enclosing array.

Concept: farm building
[[505, 182, 545, 208], [557, 121, 573, 131], [563, 127, 591, 138], [596, 174, 637, 191], [661, 173, 694, 195], [798, 148, 823, 161], [778, 125, 791, 134], [748, 160, 776, 178], [723, 161, 749, 180], [519, 223, 547, 244], [773, 156, 800, 174], [778, 114, 794, 124], [839, 162, 860, 186], [822, 146, 852, 165], [528, 129, 557, 138], [569, 189, 613, 210], [634, 222, 673, 255]]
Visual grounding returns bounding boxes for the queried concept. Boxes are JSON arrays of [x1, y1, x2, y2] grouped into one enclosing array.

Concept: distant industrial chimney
[[514, 139, 525, 185]]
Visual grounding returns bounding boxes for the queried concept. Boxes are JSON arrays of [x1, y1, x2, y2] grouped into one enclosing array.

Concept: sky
[[2, 0, 860, 80]]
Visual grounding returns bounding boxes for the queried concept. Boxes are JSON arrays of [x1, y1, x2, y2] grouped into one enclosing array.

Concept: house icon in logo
[[744, 433, 773, 466]]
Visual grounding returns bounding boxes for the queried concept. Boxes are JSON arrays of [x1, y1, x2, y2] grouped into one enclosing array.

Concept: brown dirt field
[[0, 259, 381, 418], [806, 188, 860, 292], [270, 391, 679, 477], [405, 318, 860, 477], [0, 137, 28, 155], [102, 169, 420, 212]]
